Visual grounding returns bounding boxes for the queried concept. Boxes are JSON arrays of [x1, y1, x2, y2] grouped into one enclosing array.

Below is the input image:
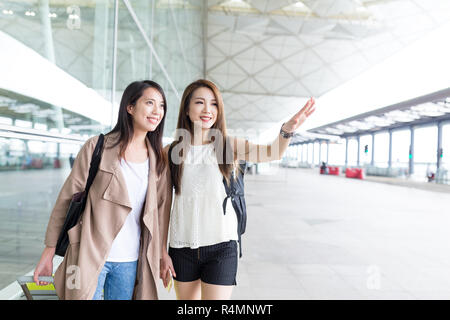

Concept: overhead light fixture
[[348, 120, 376, 130], [48, 12, 57, 18], [25, 11, 35, 16], [65, 117, 83, 124], [435, 102, 450, 113], [33, 109, 55, 118], [9, 103, 40, 114], [2, 9, 14, 15], [413, 107, 445, 117], [211, 0, 256, 13], [156, 0, 194, 9], [384, 110, 420, 123], [364, 116, 394, 127], [219, 0, 252, 9], [335, 124, 358, 133], [412, 102, 450, 115], [325, 127, 344, 135], [0, 96, 16, 105], [276, 1, 312, 16]]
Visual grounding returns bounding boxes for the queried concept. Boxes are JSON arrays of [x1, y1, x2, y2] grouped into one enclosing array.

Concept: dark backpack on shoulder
[[222, 161, 247, 258]]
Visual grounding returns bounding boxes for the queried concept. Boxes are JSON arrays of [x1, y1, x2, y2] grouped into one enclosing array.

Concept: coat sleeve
[[44, 136, 99, 247], [157, 145, 173, 255]]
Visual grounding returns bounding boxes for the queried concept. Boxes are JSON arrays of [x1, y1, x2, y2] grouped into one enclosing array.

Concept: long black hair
[[169, 79, 234, 194], [107, 80, 167, 175]]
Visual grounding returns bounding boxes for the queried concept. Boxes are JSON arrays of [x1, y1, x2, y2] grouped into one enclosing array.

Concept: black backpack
[[222, 161, 247, 258]]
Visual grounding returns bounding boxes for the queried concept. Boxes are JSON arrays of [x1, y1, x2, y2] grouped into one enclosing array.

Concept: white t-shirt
[[106, 158, 149, 262], [169, 143, 238, 249]]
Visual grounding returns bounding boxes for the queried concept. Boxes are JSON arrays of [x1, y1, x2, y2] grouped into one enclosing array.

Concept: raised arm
[[234, 97, 315, 163]]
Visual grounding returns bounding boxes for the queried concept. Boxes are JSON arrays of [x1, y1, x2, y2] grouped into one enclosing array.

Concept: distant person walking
[[69, 154, 74, 168]]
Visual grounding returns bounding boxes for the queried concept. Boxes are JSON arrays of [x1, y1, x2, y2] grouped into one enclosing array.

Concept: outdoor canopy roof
[[306, 87, 450, 139]]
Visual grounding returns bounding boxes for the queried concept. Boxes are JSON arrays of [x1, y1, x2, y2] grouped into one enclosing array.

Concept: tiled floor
[[2, 166, 450, 299]]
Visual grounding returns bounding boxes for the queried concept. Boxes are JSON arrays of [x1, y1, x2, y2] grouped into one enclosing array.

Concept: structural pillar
[[388, 129, 393, 169], [301, 144, 304, 162], [437, 122, 443, 172], [318, 140, 322, 164], [409, 127, 414, 175], [345, 137, 348, 167], [306, 143, 309, 164], [371, 133, 375, 166], [356, 136, 360, 167], [326, 141, 329, 164]]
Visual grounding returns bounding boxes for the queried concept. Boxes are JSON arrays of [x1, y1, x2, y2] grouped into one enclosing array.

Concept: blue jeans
[[92, 260, 138, 300]]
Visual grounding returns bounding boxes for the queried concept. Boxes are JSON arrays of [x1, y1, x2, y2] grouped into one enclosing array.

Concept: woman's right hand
[[160, 251, 176, 288], [33, 247, 55, 286]]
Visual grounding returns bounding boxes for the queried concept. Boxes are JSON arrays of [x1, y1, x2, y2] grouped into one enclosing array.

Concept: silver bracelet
[[280, 123, 294, 138]]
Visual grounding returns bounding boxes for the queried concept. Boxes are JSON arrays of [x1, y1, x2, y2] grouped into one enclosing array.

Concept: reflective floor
[[3, 165, 450, 299], [0, 167, 71, 288]]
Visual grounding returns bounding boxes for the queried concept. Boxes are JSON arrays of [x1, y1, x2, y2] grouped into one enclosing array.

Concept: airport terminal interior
[[1, 0, 450, 299]]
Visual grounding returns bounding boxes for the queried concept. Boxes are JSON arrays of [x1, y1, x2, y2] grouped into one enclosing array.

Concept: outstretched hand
[[282, 97, 316, 133]]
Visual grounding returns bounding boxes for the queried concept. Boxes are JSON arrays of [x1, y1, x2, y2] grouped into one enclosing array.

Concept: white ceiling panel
[[207, 0, 450, 132], [4, 0, 449, 136]]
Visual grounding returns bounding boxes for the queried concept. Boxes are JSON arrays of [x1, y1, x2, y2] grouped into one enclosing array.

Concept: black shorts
[[168, 240, 238, 286]]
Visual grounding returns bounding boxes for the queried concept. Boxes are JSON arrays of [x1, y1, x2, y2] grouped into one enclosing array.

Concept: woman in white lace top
[[159, 79, 316, 300]]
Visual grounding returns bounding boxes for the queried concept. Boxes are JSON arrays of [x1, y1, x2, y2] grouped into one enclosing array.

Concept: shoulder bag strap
[[84, 133, 105, 194]]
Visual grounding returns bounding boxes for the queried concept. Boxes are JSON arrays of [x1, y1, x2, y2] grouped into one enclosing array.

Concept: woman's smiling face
[[127, 87, 165, 132], [187, 86, 218, 130]]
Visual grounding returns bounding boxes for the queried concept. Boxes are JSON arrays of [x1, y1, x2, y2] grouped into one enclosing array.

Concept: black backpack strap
[[222, 163, 246, 258], [222, 168, 236, 215], [84, 134, 104, 194], [238, 233, 242, 258]]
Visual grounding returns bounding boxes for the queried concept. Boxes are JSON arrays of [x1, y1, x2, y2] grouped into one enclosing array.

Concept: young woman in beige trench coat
[[33, 80, 172, 300]]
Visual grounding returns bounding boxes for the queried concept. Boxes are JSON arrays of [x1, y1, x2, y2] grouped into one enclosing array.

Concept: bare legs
[[174, 280, 233, 300]]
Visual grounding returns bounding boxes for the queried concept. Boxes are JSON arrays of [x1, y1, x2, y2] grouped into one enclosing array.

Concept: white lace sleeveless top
[[169, 143, 238, 249]]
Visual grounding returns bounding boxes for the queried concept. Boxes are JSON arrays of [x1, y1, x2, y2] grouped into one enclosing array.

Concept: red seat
[[345, 168, 363, 179], [328, 166, 339, 175]]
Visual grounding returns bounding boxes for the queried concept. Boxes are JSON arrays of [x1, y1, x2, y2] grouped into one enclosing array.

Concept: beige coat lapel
[[142, 138, 158, 234], [99, 133, 132, 209]]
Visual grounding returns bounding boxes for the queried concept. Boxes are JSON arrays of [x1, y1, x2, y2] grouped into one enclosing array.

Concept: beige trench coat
[[44, 132, 172, 300]]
